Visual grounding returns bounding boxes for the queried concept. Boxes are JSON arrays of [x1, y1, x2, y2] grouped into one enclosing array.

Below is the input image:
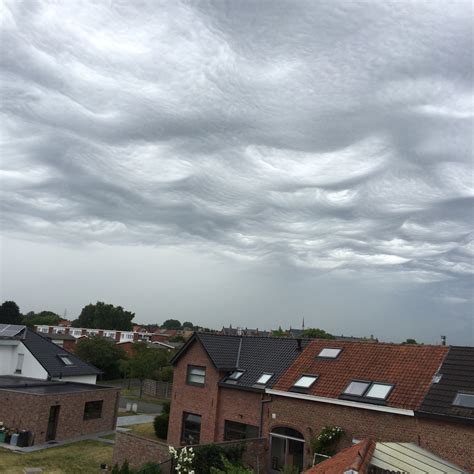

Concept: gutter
[[266, 389, 415, 417], [260, 394, 272, 436]]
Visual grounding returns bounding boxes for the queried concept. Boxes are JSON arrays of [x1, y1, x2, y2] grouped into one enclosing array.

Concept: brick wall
[[113, 431, 267, 473], [167, 341, 224, 445], [267, 395, 474, 472], [113, 431, 173, 473], [0, 386, 120, 445]]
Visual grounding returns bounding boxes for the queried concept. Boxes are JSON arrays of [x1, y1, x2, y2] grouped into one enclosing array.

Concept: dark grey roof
[[46, 333, 76, 341], [0, 375, 115, 395], [417, 346, 474, 425], [173, 333, 307, 391], [221, 327, 270, 337], [23, 329, 101, 377]]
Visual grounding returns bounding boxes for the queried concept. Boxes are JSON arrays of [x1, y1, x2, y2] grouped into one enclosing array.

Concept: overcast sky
[[1, 0, 473, 344]]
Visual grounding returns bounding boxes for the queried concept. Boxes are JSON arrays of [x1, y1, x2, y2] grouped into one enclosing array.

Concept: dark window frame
[[181, 411, 202, 445], [83, 400, 103, 420], [224, 420, 259, 441], [290, 374, 319, 393], [340, 379, 394, 404], [453, 392, 474, 408], [186, 365, 206, 387]]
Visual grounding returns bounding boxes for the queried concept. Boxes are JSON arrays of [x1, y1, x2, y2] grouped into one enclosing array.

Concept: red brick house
[[168, 334, 474, 473]]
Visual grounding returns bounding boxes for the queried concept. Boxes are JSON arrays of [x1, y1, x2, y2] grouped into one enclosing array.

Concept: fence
[[112, 431, 268, 473], [143, 379, 173, 399]]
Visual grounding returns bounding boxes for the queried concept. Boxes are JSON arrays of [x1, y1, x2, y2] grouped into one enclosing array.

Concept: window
[[83, 400, 103, 420], [343, 381, 371, 396], [15, 354, 24, 374], [227, 370, 244, 381], [58, 355, 74, 366], [256, 373, 273, 385], [453, 392, 474, 408], [365, 383, 393, 400], [181, 412, 201, 445], [293, 375, 318, 389], [224, 420, 259, 441], [342, 380, 394, 401], [187, 366, 206, 386], [317, 348, 342, 359]]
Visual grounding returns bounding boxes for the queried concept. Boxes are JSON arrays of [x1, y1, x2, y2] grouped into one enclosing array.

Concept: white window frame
[[293, 375, 318, 389], [317, 348, 342, 359]]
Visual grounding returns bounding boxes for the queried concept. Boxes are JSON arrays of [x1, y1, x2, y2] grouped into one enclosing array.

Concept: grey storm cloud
[[0, 1, 473, 298]]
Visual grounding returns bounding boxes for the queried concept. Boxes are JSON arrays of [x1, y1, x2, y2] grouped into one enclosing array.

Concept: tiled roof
[[274, 340, 449, 410], [172, 333, 307, 390], [305, 439, 375, 473], [417, 346, 474, 424], [23, 329, 102, 377]]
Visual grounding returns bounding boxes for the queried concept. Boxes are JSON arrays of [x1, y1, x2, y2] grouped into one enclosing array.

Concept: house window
[[255, 373, 273, 385], [83, 400, 103, 420], [317, 348, 342, 359], [453, 392, 474, 408], [365, 383, 393, 400], [181, 412, 201, 445], [224, 420, 259, 441], [58, 355, 74, 366], [293, 375, 318, 389], [15, 354, 24, 374], [227, 370, 244, 381], [187, 366, 206, 386]]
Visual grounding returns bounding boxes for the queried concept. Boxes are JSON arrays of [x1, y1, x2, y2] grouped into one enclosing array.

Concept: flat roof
[[0, 375, 115, 395]]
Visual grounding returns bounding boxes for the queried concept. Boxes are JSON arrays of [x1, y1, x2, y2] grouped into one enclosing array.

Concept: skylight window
[[317, 348, 342, 359], [343, 381, 370, 396], [365, 383, 393, 400], [256, 373, 273, 385], [59, 355, 74, 366], [228, 370, 244, 381], [293, 375, 318, 389], [453, 392, 474, 408]]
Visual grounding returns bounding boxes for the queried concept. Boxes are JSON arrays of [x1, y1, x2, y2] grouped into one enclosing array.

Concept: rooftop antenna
[[441, 335, 446, 346], [302, 317, 305, 330]]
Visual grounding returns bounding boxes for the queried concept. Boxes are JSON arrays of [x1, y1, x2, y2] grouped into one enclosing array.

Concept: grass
[[127, 423, 160, 441], [0, 440, 113, 474], [99, 433, 116, 441]]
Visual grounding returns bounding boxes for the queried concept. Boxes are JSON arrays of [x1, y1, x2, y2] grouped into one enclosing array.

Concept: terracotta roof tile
[[305, 439, 375, 473], [274, 340, 449, 410]]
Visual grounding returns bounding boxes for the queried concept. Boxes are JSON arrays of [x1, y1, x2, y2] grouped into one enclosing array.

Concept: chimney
[[296, 338, 302, 351]]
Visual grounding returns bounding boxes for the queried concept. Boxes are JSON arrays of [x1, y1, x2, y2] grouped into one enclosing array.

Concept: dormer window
[[255, 373, 273, 385], [293, 375, 318, 389], [453, 392, 474, 408], [317, 348, 342, 359], [58, 355, 74, 366]]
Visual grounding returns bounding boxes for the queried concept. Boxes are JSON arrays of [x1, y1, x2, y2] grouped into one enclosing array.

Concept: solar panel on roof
[[0, 324, 25, 338]]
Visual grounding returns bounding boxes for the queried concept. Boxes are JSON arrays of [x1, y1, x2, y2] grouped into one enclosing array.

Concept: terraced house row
[[168, 333, 474, 473]]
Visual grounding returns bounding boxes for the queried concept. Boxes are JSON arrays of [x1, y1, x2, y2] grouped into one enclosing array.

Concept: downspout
[[259, 393, 272, 437]]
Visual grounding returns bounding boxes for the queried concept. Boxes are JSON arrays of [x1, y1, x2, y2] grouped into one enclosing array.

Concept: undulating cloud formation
[[0, 1, 472, 343]]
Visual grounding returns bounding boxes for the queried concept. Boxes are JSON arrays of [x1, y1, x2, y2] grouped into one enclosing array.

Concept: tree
[[161, 319, 181, 330], [0, 301, 22, 325], [301, 328, 335, 339], [272, 326, 286, 337], [22, 311, 61, 328], [153, 400, 170, 439], [73, 302, 135, 330], [182, 321, 194, 330], [75, 336, 127, 379], [403, 338, 418, 344], [127, 343, 169, 397]]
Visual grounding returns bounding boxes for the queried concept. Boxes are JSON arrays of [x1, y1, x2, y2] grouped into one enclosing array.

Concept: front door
[[270, 427, 305, 473], [46, 405, 60, 441]]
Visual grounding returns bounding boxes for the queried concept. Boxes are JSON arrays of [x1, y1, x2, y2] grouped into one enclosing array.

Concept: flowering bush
[[169, 446, 195, 474], [311, 426, 344, 457]]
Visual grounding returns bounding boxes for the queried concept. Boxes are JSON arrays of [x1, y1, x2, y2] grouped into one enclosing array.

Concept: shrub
[[210, 455, 253, 473], [311, 426, 344, 457], [153, 413, 169, 439], [193, 443, 246, 473], [134, 462, 163, 474]]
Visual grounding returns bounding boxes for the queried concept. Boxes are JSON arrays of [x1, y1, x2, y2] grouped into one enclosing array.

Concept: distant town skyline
[[1, 1, 472, 345]]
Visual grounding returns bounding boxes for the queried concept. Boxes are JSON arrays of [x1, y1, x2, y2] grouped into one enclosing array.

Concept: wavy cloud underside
[[1, 1, 473, 298]]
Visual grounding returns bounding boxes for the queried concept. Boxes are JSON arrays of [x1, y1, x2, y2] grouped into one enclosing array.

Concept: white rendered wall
[[59, 374, 98, 384], [0, 341, 48, 379]]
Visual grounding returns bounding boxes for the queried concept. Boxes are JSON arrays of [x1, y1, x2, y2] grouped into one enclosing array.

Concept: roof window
[[228, 370, 244, 381], [58, 355, 74, 366], [317, 348, 342, 359], [342, 380, 393, 400], [255, 373, 273, 385], [453, 392, 474, 408], [293, 375, 318, 389]]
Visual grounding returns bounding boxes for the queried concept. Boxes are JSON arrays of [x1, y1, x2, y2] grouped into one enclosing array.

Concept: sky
[[0, 0, 473, 345]]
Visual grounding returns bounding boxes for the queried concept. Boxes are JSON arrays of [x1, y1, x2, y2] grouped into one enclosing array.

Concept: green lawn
[[126, 423, 158, 441], [0, 440, 113, 473]]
